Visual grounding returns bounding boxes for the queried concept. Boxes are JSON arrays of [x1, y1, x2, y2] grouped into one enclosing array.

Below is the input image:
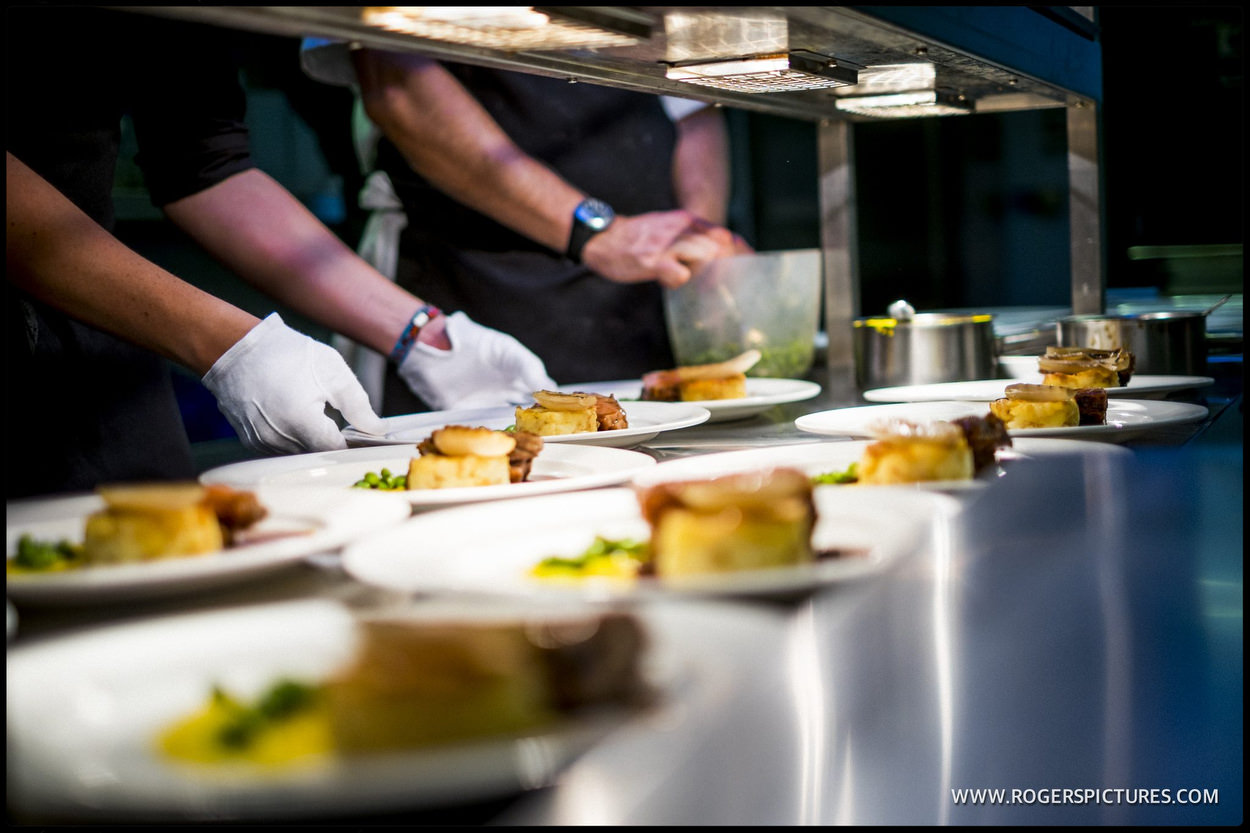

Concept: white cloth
[[398, 311, 556, 410], [302, 37, 397, 409], [660, 95, 712, 123], [203, 313, 386, 454], [332, 167, 408, 409]]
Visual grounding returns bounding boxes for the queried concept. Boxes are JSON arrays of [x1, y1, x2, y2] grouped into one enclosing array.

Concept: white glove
[[398, 311, 556, 410], [203, 313, 387, 455]]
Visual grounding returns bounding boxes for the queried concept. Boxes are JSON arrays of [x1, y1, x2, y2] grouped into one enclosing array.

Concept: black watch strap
[[566, 198, 616, 263]]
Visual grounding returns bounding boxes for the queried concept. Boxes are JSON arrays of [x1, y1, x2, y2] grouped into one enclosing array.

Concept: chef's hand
[[582, 210, 745, 289], [668, 217, 753, 275], [203, 313, 387, 454], [398, 311, 556, 410]]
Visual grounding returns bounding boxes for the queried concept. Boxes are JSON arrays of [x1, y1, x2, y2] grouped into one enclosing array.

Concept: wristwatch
[[566, 197, 616, 263]]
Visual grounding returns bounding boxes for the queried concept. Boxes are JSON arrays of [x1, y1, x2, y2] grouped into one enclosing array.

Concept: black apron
[[379, 66, 679, 415], [5, 293, 195, 498]]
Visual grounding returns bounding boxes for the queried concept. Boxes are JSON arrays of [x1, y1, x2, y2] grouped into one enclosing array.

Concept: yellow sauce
[[158, 690, 334, 769], [529, 551, 643, 582]]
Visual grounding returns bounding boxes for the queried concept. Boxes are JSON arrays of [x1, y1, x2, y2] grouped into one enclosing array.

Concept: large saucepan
[[853, 303, 997, 390], [1057, 296, 1228, 375]]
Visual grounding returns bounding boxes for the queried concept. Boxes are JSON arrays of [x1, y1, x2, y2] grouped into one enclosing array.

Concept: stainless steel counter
[[7, 373, 1243, 825], [498, 378, 1243, 825]]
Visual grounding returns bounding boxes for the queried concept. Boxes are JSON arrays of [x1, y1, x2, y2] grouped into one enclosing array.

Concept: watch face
[[575, 198, 615, 230]]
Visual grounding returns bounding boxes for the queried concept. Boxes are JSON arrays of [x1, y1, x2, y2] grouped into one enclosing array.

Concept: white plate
[[795, 399, 1209, 443], [342, 402, 710, 449], [341, 486, 956, 602], [559, 378, 823, 423], [200, 444, 656, 509], [629, 438, 1131, 495], [5, 596, 750, 822], [5, 487, 411, 606], [863, 374, 1216, 403]]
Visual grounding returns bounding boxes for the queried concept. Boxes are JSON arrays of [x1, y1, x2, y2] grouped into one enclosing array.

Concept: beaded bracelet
[[389, 303, 441, 364]]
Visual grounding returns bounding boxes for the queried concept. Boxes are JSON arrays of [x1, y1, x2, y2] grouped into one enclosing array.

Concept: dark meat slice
[[640, 383, 679, 402], [1073, 387, 1108, 425], [202, 484, 268, 546], [508, 431, 544, 483], [536, 612, 653, 710], [639, 369, 681, 402], [950, 414, 1012, 474], [591, 394, 630, 431], [1116, 352, 1136, 386]]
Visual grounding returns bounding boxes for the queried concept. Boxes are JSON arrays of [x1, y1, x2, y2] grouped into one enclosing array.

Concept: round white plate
[[558, 378, 823, 423], [5, 487, 411, 606], [201, 444, 656, 509], [795, 399, 1208, 443], [341, 486, 956, 602], [862, 374, 1216, 403], [5, 596, 764, 822], [342, 402, 710, 449], [629, 438, 1131, 496]]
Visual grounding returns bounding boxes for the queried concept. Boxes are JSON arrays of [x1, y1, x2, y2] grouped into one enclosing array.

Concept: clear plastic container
[[662, 249, 822, 378]]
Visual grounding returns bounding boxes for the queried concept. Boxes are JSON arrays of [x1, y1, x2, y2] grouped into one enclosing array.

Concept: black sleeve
[[128, 18, 255, 207]]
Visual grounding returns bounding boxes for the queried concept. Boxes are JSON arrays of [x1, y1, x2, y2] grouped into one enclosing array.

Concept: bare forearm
[[6, 152, 255, 374], [672, 106, 732, 225], [353, 50, 582, 253], [162, 169, 423, 356]]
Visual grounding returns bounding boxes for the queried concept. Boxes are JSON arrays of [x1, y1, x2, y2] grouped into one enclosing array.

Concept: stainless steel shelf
[[117, 6, 1098, 122]]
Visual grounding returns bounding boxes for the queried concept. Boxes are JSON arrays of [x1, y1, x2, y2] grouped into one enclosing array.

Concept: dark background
[[730, 5, 1243, 313]]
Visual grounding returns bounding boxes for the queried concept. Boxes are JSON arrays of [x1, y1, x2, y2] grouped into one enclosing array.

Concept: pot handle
[[1202, 294, 1232, 317]]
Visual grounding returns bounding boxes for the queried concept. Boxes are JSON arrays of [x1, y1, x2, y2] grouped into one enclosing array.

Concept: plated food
[[532, 468, 823, 584], [9, 596, 724, 820], [203, 444, 658, 510], [159, 606, 651, 768], [402, 425, 542, 489], [340, 484, 951, 601], [1037, 345, 1135, 389], [341, 403, 710, 449], [635, 468, 820, 577], [516, 390, 629, 437], [861, 372, 1213, 403], [557, 377, 822, 424], [8, 483, 267, 574], [796, 399, 1208, 443], [987, 383, 1109, 429], [852, 414, 1011, 486], [640, 349, 761, 402], [632, 438, 1131, 503], [5, 487, 411, 605]]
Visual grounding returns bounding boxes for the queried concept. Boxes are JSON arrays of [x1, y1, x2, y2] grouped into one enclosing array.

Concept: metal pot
[[1057, 311, 1209, 375], [1121, 311, 1208, 376], [852, 311, 997, 390], [1056, 315, 1125, 351]]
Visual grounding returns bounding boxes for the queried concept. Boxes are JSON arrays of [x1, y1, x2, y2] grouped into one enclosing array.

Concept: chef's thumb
[[655, 256, 693, 289], [319, 359, 388, 437]]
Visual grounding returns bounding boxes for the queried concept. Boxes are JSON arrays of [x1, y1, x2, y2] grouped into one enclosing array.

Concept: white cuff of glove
[[397, 311, 556, 411], [203, 313, 387, 455]]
